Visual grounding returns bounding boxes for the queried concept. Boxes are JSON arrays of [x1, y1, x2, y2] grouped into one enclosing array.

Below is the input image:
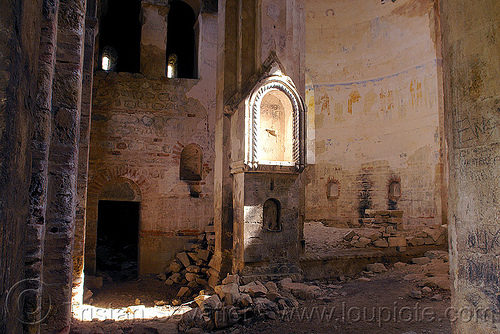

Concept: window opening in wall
[[101, 46, 118, 71], [98, 0, 142, 73], [166, 0, 197, 79], [263, 198, 281, 231], [167, 54, 178, 78], [96, 200, 140, 281]]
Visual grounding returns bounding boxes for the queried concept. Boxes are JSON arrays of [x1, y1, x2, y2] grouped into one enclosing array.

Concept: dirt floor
[[71, 257, 452, 334]]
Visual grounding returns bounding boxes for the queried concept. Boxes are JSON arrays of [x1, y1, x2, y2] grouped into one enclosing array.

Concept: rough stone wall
[[0, 0, 43, 332], [304, 0, 445, 228], [441, 0, 500, 332], [86, 11, 217, 275]]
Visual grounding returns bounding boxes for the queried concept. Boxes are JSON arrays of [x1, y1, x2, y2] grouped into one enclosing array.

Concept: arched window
[[98, 0, 142, 73], [166, 0, 197, 79], [180, 144, 203, 181]]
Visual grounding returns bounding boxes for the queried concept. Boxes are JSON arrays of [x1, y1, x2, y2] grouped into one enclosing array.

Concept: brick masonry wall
[[86, 13, 217, 275]]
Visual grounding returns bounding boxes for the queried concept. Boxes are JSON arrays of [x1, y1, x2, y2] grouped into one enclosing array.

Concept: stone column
[[72, 0, 97, 308], [441, 0, 500, 332], [42, 0, 87, 332], [25, 0, 60, 332]]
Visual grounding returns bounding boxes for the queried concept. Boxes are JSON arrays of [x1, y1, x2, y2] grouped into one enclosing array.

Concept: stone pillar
[[25, 0, 60, 332], [42, 0, 87, 332], [441, 0, 500, 332], [215, 0, 305, 282], [72, 0, 97, 309], [0, 0, 43, 332]]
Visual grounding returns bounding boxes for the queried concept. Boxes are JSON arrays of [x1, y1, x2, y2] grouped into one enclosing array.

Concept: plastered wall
[[304, 0, 445, 228], [86, 9, 217, 274]]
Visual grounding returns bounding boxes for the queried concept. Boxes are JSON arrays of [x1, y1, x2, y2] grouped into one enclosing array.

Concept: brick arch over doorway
[[82, 167, 149, 278]]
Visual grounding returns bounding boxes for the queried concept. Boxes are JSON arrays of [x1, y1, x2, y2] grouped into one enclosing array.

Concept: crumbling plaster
[[304, 0, 446, 228]]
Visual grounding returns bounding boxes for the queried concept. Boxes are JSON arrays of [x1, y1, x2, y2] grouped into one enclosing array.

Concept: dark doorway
[[96, 200, 140, 281]]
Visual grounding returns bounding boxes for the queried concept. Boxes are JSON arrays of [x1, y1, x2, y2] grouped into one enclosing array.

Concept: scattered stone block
[[222, 274, 239, 285], [169, 273, 182, 283], [388, 236, 406, 247], [177, 287, 191, 298], [410, 290, 422, 299], [176, 252, 191, 268], [373, 239, 389, 248], [200, 295, 223, 312], [366, 263, 387, 273], [353, 237, 371, 248], [197, 249, 211, 262], [170, 260, 183, 273], [423, 227, 442, 242], [185, 273, 197, 282], [343, 230, 356, 241], [394, 262, 407, 270], [265, 281, 278, 292], [186, 265, 200, 273]]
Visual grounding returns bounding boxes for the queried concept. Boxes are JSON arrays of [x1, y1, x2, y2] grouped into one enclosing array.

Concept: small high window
[[98, 0, 142, 73], [166, 0, 197, 79]]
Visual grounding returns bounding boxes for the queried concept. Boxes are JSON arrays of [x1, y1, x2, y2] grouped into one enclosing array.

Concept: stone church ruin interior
[[1, 0, 499, 333]]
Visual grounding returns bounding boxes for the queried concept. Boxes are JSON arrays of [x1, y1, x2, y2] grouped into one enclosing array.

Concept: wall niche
[[263, 198, 282, 232]]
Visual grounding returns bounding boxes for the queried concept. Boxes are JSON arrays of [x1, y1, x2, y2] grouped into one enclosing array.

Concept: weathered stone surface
[[366, 263, 387, 273], [410, 291, 422, 299], [387, 237, 406, 247], [373, 239, 389, 248], [240, 281, 268, 298], [186, 265, 201, 273], [343, 230, 356, 241], [177, 252, 191, 268], [170, 260, 183, 273], [177, 287, 191, 298], [185, 273, 198, 282], [280, 281, 322, 300], [221, 274, 239, 285], [197, 249, 211, 262], [423, 228, 442, 242], [200, 295, 223, 312], [265, 281, 278, 292], [424, 250, 448, 261], [412, 257, 431, 265]]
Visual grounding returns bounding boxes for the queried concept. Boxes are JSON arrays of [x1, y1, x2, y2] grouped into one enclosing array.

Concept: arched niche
[[388, 180, 401, 210], [180, 143, 203, 181], [263, 198, 282, 232], [258, 89, 294, 163], [245, 72, 306, 171]]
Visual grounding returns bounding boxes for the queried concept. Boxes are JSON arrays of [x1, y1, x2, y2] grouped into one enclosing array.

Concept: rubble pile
[[341, 210, 447, 250], [177, 274, 324, 332], [158, 225, 222, 302]]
